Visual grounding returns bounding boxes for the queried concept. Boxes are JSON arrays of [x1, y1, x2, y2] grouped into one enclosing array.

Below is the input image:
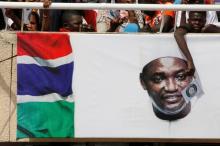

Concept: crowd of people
[[0, 0, 220, 32]]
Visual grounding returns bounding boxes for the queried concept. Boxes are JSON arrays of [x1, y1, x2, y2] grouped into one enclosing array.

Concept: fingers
[[186, 68, 195, 76], [43, 0, 52, 8], [186, 67, 195, 76]]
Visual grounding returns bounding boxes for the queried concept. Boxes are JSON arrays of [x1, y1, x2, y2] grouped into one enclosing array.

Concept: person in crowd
[[176, 0, 219, 27], [140, 57, 193, 120], [174, 11, 220, 73], [123, 13, 140, 33], [0, 0, 7, 30], [50, 0, 99, 32], [59, 10, 95, 32], [97, 0, 144, 32], [5, 0, 51, 31], [25, 11, 41, 31], [139, 0, 175, 33], [0, 9, 6, 30], [107, 9, 141, 32], [4, 0, 22, 30], [123, 10, 141, 32]]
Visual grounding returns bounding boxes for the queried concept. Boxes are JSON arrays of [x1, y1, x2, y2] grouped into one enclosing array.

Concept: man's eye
[[151, 76, 163, 83], [176, 73, 186, 81]]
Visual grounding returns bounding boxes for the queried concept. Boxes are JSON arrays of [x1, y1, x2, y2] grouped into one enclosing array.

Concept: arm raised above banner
[[174, 25, 195, 75]]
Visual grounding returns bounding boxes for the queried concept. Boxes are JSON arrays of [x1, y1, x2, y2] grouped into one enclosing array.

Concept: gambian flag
[[17, 33, 74, 138]]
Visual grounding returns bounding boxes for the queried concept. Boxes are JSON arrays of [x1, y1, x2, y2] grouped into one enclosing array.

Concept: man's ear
[[140, 73, 147, 90]]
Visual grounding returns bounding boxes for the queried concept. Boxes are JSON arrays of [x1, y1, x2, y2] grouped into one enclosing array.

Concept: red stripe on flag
[[17, 33, 72, 59]]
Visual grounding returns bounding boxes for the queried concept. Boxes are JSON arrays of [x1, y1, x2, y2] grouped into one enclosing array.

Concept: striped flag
[[17, 33, 74, 138]]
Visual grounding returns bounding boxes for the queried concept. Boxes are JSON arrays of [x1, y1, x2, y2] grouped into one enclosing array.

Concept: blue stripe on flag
[[17, 62, 73, 97]]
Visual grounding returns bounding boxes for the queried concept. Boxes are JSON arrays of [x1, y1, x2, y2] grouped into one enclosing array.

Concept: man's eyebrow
[[143, 72, 165, 81], [152, 72, 165, 75], [175, 69, 186, 74], [150, 72, 165, 77]]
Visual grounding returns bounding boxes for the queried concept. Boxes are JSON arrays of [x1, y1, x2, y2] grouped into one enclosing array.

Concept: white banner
[[71, 33, 220, 139]]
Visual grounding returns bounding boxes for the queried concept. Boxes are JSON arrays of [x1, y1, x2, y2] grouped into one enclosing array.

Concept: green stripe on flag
[[17, 101, 74, 138]]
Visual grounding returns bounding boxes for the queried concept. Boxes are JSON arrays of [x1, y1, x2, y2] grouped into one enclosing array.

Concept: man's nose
[[164, 78, 178, 92], [194, 20, 200, 24]]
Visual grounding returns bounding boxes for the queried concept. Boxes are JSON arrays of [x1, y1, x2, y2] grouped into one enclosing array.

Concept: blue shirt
[[174, 0, 181, 4]]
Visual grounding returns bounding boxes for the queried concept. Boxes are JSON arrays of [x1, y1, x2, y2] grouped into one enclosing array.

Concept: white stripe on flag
[[17, 93, 75, 103], [17, 53, 74, 68]]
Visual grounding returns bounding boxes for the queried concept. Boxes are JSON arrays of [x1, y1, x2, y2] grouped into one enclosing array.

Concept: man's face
[[188, 12, 206, 33], [141, 57, 192, 114], [64, 15, 83, 32]]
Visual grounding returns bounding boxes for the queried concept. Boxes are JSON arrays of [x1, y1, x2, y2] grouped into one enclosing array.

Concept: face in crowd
[[188, 11, 206, 33], [62, 11, 83, 32], [140, 57, 193, 120], [27, 12, 40, 31]]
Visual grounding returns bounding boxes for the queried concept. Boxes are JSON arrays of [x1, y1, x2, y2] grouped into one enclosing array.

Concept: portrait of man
[[140, 57, 194, 121]]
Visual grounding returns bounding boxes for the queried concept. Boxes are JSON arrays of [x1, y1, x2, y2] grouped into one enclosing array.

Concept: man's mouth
[[162, 94, 184, 108], [192, 26, 202, 31], [165, 96, 180, 103]]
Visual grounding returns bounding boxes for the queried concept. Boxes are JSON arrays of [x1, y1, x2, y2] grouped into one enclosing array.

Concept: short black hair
[[189, 11, 206, 18], [61, 10, 83, 24]]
